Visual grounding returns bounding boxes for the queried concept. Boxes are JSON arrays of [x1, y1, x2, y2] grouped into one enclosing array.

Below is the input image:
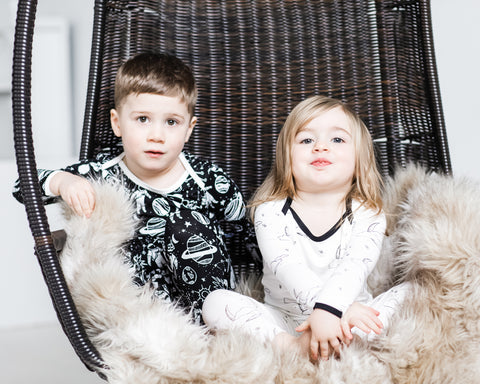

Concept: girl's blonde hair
[[249, 95, 383, 219]]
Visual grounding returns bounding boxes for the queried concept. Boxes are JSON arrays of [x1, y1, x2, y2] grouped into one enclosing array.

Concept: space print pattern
[[13, 150, 256, 323]]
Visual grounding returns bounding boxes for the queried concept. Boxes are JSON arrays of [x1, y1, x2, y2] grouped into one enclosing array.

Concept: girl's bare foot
[[272, 330, 312, 358]]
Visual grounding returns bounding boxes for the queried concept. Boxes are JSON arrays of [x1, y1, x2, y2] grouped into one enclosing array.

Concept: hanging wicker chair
[[12, 0, 451, 376]]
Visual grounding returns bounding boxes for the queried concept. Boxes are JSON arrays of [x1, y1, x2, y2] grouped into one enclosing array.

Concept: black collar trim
[[282, 197, 352, 242]]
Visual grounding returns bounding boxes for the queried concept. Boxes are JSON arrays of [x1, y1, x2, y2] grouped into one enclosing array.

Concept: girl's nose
[[314, 141, 329, 152]]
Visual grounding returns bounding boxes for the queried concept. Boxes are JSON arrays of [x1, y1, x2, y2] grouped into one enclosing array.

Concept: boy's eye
[[137, 116, 149, 123], [166, 119, 178, 126]]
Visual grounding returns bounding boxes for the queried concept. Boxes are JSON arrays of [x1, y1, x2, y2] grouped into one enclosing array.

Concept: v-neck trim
[[281, 197, 352, 242]]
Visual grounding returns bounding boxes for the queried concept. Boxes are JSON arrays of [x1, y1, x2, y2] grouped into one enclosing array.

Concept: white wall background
[[0, 0, 93, 329], [0, 0, 479, 330]]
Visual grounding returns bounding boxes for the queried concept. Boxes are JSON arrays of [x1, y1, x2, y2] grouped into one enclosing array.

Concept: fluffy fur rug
[[58, 165, 480, 383]]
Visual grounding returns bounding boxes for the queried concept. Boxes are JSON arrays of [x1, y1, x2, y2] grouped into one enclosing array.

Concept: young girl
[[202, 96, 407, 361]]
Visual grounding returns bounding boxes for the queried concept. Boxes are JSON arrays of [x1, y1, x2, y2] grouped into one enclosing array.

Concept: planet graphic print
[[214, 175, 230, 194], [139, 217, 166, 235], [181, 235, 218, 265], [182, 266, 197, 285], [224, 193, 245, 220], [191, 211, 210, 225], [152, 197, 170, 216]]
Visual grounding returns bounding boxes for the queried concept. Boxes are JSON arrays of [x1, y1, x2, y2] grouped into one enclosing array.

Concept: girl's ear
[[110, 109, 122, 137]]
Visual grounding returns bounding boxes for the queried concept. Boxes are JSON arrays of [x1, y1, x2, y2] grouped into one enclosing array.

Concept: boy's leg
[[126, 236, 178, 302], [164, 209, 233, 321]]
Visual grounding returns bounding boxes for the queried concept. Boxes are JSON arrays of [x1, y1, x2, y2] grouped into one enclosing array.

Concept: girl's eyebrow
[[332, 126, 352, 137], [298, 125, 352, 137], [296, 127, 312, 134]]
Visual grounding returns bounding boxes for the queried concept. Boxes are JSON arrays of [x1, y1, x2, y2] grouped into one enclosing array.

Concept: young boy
[[13, 52, 257, 323]]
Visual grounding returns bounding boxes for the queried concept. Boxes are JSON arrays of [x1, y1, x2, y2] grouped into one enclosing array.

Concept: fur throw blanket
[[59, 165, 480, 383]]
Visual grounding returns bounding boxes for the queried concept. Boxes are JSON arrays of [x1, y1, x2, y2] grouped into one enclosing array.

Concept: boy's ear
[[110, 108, 122, 137], [185, 116, 197, 143]]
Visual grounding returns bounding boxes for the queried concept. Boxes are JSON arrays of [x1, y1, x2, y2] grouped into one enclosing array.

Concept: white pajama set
[[202, 197, 409, 341]]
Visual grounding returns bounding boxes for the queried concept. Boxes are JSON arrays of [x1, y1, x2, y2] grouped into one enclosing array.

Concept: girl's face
[[291, 106, 356, 196]]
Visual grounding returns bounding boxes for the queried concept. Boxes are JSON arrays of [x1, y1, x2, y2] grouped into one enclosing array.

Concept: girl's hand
[[296, 309, 345, 361], [50, 172, 96, 218], [340, 302, 383, 343]]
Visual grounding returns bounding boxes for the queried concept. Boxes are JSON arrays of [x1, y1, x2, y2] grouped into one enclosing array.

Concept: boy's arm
[[12, 156, 105, 216], [203, 160, 262, 265], [49, 171, 96, 218], [13, 169, 61, 205]]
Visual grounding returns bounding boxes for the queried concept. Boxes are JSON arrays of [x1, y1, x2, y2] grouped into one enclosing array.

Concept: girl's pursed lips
[[310, 158, 331, 167]]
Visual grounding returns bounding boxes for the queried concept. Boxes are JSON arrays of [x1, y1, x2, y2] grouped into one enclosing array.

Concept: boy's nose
[[148, 125, 165, 142]]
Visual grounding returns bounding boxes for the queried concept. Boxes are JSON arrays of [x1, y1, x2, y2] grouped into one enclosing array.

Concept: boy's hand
[[296, 309, 345, 361], [50, 172, 96, 218], [340, 302, 383, 344]]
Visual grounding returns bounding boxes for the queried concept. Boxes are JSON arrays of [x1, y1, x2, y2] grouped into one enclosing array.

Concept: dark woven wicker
[[13, 0, 451, 374]]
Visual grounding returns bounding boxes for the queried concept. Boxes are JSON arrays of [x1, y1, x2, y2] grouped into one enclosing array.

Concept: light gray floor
[[0, 323, 104, 384]]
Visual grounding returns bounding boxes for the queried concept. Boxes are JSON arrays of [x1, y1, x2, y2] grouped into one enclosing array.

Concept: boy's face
[[110, 93, 196, 184]]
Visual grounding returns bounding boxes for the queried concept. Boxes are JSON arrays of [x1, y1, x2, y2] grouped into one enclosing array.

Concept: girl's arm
[[312, 207, 386, 314], [305, 208, 385, 359], [340, 302, 383, 343], [296, 308, 344, 360]]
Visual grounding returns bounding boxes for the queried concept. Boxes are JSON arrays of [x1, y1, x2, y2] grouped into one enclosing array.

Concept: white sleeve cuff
[[44, 170, 62, 196]]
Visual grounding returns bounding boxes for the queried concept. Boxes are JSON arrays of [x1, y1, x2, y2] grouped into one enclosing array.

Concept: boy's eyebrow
[[129, 110, 186, 119]]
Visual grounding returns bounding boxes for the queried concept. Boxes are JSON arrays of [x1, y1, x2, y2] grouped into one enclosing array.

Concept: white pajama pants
[[202, 282, 411, 342]]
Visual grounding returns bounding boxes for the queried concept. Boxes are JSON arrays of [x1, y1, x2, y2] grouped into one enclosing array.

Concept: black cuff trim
[[313, 302, 343, 318]]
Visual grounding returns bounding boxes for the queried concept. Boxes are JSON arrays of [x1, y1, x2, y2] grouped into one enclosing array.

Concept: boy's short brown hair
[[114, 52, 197, 116]]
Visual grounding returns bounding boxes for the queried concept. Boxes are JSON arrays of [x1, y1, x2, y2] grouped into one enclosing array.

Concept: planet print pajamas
[[12, 149, 258, 323]]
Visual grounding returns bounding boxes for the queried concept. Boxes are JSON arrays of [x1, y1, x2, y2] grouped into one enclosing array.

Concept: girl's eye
[[137, 116, 149, 123], [332, 137, 345, 144], [300, 138, 313, 144]]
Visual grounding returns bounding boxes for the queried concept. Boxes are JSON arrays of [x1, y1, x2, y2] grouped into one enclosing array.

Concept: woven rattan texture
[[83, 0, 450, 199]]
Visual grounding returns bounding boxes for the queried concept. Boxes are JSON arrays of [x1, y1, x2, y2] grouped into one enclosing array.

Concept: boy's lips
[[145, 150, 165, 158]]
